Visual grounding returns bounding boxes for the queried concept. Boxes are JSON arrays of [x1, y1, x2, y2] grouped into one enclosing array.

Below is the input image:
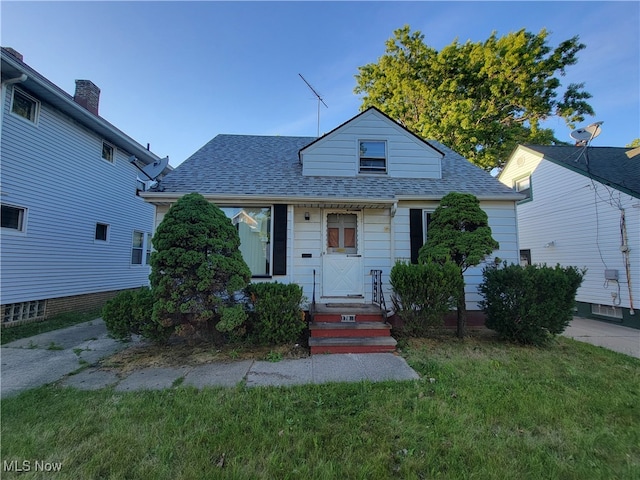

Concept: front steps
[[308, 304, 396, 354]]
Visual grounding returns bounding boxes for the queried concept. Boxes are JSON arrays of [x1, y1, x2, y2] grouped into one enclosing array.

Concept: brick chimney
[[4, 47, 24, 62], [73, 80, 100, 115]]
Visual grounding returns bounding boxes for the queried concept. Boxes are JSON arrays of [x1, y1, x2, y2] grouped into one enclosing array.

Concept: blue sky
[[2, 1, 638, 167]]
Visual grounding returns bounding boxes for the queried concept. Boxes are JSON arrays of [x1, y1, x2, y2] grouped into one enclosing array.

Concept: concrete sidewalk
[[562, 316, 640, 359], [1, 319, 419, 398]]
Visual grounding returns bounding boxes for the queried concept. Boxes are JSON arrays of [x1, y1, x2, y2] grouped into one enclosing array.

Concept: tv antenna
[[299, 73, 328, 137]]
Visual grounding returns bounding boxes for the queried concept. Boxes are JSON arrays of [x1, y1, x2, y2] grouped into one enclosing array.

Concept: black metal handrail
[[310, 269, 316, 319], [370, 269, 388, 321]]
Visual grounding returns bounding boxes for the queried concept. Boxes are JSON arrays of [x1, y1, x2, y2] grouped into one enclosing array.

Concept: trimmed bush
[[389, 260, 462, 336], [246, 282, 306, 345], [479, 263, 585, 345], [102, 287, 156, 341], [149, 193, 251, 341]]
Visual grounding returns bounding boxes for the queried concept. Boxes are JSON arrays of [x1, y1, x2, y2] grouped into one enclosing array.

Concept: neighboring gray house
[[142, 107, 521, 352], [1, 47, 169, 325], [499, 144, 640, 329]]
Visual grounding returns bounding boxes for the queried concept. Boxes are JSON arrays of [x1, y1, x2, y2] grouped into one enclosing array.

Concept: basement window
[[591, 304, 623, 319], [3, 300, 47, 325]]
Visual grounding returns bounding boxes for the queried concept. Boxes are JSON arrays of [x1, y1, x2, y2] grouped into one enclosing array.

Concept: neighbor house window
[[520, 249, 531, 266], [1, 204, 26, 232], [359, 140, 387, 174], [11, 88, 39, 123], [131, 230, 144, 264], [514, 175, 532, 201], [221, 207, 272, 276], [95, 223, 109, 241], [146, 233, 152, 264], [102, 141, 115, 163]]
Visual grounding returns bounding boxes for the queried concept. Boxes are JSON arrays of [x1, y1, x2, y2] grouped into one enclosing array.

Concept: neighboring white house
[[499, 144, 640, 329], [1, 47, 170, 325], [142, 107, 521, 323]]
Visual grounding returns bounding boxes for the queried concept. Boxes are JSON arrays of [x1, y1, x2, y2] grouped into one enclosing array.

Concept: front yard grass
[[2, 332, 639, 479]]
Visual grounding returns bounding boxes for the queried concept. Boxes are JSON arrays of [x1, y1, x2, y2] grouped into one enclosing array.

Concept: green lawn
[[2, 333, 639, 479]]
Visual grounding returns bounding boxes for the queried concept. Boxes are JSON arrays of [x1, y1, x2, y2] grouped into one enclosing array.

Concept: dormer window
[[359, 140, 387, 174]]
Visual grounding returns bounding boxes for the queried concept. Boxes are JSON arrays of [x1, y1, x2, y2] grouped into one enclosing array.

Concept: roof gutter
[[141, 192, 524, 205], [394, 193, 525, 201], [140, 192, 398, 206]]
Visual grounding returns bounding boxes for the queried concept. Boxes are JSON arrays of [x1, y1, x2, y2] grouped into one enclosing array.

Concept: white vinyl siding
[[502, 154, 639, 311], [1, 85, 155, 305], [393, 200, 519, 311], [301, 109, 442, 179]]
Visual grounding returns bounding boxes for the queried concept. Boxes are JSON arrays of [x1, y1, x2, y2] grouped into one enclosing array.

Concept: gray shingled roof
[[522, 145, 640, 199], [157, 134, 519, 200]]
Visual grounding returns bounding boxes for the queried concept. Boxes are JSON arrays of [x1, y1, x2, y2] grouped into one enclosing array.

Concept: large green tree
[[418, 192, 499, 338], [150, 192, 251, 341], [355, 26, 594, 170]]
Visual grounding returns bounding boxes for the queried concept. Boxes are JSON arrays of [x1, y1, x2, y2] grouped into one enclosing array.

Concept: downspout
[[0, 73, 28, 145]]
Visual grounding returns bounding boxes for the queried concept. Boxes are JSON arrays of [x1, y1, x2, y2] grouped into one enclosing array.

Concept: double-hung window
[[359, 140, 387, 174], [131, 230, 145, 265], [10, 88, 39, 124]]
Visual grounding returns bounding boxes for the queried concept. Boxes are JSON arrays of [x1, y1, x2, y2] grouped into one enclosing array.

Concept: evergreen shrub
[[102, 287, 156, 341], [246, 282, 306, 345], [389, 260, 462, 336], [479, 263, 585, 345]]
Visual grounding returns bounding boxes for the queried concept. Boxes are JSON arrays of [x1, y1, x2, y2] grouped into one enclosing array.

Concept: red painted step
[[309, 322, 391, 338], [309, 336, 397, 354]]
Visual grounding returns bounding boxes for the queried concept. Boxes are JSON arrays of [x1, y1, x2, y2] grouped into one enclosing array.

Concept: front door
[[322, 211, 363, 298]]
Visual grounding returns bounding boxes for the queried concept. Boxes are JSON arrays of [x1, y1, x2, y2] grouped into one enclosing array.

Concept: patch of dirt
[[100, 338, 310, 374]]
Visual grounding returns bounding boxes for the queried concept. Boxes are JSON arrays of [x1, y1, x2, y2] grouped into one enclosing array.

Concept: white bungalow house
[[142, 107, 521, 352], [1, 47, 170, 325], [499, 144, 640, 329]]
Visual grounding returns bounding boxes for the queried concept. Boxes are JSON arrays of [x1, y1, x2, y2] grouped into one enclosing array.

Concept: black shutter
[[273, 204, 287, 275], [409, 208, 423, 264]]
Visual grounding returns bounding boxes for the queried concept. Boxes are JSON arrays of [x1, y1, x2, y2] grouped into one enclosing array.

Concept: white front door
[[322, 211, 363, 298]]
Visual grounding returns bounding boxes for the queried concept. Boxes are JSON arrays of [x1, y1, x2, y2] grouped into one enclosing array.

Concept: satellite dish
[[140, 156, 169, 180], [570, 121, 603, 144]]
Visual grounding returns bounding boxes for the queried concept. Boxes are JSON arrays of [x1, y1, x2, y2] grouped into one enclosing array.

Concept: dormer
[[299, 107, 443, 179]]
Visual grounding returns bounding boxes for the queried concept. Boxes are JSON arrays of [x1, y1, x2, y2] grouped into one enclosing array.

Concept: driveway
[[562, 316, 640, 359]]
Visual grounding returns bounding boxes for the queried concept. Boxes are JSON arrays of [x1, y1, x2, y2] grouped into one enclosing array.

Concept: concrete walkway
[[562, 316, 640, 359], [0, 319, 419, 398], [2, 316, 638, 398]]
